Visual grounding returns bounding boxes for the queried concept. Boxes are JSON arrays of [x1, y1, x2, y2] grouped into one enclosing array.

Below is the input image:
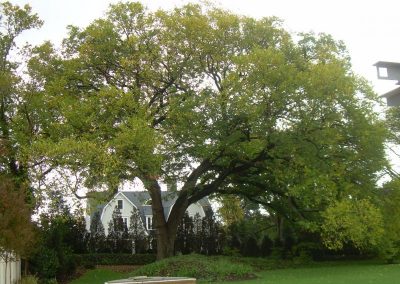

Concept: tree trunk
[[145, 176, 190, 260], [146, 178, 174, 259], [24, 258, 28, 276], [277, 216, 284, 245], [156, 226, 177, 259]]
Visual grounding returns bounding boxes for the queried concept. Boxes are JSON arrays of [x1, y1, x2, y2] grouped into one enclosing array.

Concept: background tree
[[376, 176, 400, 262], [30, 195, 87, 282], [217, 195, 245, 227], [0, 174, 35, 259], [128, 208, 146, 254], [107, 206, 129, 253], [88, 211, 106, 253], [175, 213, 195, 255], [0, 2, 42, 272], [26, 2, 387, 259], [200, 210, 223, 255], [0, 1, 42, 197], [192, 213, 203, 254]]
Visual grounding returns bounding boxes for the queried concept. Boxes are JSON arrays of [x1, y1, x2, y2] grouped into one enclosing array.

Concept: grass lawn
[[69, 268, 129, 284], [212, 262, 400, 284], [69, 257, 400, 284]]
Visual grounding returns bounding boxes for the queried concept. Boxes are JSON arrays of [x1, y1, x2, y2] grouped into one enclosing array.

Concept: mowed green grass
[[69, 258, 400, 284], [69, 269, 129, 284], [212, 262, 400, 284]]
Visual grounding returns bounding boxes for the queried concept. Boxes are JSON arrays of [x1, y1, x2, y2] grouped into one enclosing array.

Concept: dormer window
[[117, 199, 123, 209]]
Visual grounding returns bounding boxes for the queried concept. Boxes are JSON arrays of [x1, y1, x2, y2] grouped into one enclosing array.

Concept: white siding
[[186, 203, 205, 218], [0, 253, 21, 284], [85, 214, 91, 231], [101, 193, 136, 235]]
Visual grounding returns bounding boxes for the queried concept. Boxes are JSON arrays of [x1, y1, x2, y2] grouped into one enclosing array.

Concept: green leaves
[[113, 116, 163, 176], [0, 175, 36, 257], [321, 199, 384, 250], [16, 2, 390, 258]]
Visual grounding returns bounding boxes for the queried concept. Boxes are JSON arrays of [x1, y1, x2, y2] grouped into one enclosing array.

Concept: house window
[[117, 199, 123, 210], [146, 216, 153, 230], [122, 217, 128, 228]]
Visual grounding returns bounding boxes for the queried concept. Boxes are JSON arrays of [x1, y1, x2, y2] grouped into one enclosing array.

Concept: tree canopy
[[19, 2, 388, 259], [0, 1, 42, 257]]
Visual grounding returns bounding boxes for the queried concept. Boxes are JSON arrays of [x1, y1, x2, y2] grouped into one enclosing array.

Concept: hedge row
[[75, 253, 156, 267]]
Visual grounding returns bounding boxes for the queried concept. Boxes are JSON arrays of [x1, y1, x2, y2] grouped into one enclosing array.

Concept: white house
[[91, 191, 210, 235]]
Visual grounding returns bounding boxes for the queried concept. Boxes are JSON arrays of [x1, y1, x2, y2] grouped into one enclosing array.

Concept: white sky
[[10, 0, 400, 96]]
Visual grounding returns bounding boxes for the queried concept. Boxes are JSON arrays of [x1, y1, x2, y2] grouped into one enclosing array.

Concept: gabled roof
[[120, 191, 177, 208], [381, 86, 400, 98], [120, 191, 211, 209], [381, 86, 400, 106], [120, 191, 178, 218]]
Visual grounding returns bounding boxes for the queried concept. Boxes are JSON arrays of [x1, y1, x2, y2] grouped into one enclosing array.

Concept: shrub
[[30, 247, 60, 280], [270, 246, 285, 260], [292, 242, 319, 263], [260, 236, 274, 257], [243, 237, 260, 257], [130, 254, 255, 282], [377, 239, 400, 264], [222, 246, 241, 257], [75, 253, 156, 266]]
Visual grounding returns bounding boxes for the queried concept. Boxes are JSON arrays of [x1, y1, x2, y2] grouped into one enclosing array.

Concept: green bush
[[270, 246, 285, 260], [292, 242, 319, 264], [75, 253, 156, 266], [56, 246, 76, 278], [130, 254, 255, 282], [260, 236, 274, 257], [222, 246, 241, 257], [31, 247, 60, 280], [377, 239, 400, 264]]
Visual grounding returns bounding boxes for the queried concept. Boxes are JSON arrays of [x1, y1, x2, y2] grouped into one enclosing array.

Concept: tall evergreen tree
[[107, 206, 128, 253], [89, 211, 106, 253], [128, 208, 146, 254], [201, 210, 223, 255], [175, 213, 195, 254]]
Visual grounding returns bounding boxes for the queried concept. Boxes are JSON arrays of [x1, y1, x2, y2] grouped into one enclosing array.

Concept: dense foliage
[[1, 0, 396, 264], [29, 194, 87, 282], [23, 1, 388, 259], [0, 1, 42, 259], [130, 254, 255, 282], [75, 253, 156, 267]]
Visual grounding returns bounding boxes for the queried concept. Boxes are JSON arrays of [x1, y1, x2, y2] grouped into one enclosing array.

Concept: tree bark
[[145, 177, 179, 259]]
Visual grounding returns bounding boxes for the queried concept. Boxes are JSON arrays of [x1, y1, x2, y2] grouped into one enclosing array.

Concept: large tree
[[0, 1, 42, 257], [27, 2, 386, 259], [0, 1, 42, 186]]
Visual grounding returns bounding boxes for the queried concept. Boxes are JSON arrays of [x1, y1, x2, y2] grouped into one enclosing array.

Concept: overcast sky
[[10, 0, 400, 97]]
